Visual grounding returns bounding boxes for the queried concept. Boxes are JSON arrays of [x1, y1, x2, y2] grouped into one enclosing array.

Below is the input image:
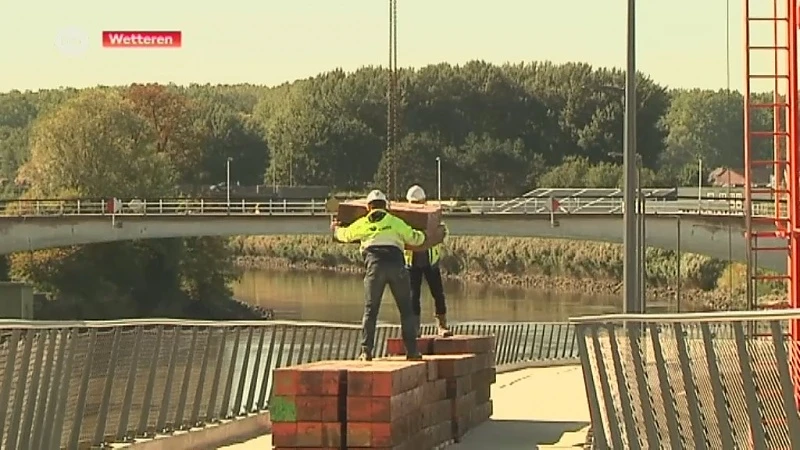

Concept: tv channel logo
[[55, 27, 89, 57]]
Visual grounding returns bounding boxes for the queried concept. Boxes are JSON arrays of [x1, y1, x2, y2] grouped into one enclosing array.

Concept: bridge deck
[[218, 365, 590, 450]]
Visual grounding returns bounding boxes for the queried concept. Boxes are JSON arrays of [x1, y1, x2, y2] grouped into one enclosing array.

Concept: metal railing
[[0, 319, 577, 449], [493, 188, 679, 212], [0, 197, 783, 218], [571, 310, 800, 450]]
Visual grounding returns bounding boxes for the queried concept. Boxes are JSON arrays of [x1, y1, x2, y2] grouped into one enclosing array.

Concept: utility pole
[[623, 0, 639, 314]]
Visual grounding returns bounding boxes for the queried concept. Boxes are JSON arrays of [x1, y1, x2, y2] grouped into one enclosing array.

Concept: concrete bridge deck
[[0, 208, 784, 271], [217, 365, 590, 450]]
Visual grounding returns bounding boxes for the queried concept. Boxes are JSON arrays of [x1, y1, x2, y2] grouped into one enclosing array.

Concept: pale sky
[[0, 0, 776, 93]]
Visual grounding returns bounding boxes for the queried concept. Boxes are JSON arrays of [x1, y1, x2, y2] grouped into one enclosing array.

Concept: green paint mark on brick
[[269, 396, 297, 422]]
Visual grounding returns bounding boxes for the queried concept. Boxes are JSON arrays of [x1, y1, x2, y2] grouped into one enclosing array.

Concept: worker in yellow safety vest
[[331, 189, 425, 361], [404, 185, 453, 337]]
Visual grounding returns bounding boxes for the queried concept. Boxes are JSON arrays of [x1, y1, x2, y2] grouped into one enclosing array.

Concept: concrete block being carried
[[334, 199, 446, 251]]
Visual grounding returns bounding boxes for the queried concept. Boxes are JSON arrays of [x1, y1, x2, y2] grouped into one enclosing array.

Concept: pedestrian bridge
[[5, 311, 800, 449], [0, 197, 783, 270], [0, 318, 583, 449]]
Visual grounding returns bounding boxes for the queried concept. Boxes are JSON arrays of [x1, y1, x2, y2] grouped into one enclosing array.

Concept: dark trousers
[[409, 264, 447, 316], [362, 253, 419, 356]]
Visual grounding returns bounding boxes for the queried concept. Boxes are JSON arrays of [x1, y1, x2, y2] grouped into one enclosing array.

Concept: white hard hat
[[366, 189, 388, 203], [406, 185, 426, 202]]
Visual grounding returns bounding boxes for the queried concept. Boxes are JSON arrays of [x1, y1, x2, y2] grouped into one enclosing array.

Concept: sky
[[0, 0, 774, 93]]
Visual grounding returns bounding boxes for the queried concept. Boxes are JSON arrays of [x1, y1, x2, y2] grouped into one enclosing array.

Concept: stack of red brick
[[385, 335, 496, 441], [268, 335, 495, 450]]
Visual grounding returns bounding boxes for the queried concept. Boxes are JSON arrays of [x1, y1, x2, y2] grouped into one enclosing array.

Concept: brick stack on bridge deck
[[268, 335, 495, 450], [385, 335, 496, 442]]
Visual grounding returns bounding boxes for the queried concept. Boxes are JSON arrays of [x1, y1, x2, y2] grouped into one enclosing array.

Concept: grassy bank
[[230, 236, 784, 310]]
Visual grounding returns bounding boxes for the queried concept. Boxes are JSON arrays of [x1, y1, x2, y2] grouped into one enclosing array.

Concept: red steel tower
[[743, 0, 799, 398]]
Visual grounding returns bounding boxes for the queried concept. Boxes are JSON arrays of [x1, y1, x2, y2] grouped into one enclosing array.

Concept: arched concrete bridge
[[0, 198, 785, 271]]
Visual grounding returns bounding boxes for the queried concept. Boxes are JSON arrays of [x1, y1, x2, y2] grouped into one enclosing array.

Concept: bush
[[231, 235, 732, 290]]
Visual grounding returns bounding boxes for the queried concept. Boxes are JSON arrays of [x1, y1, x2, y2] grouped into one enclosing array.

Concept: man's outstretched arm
[[334, 217, 367, 243]]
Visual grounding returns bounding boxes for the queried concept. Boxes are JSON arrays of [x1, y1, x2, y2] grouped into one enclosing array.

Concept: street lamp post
[[698, 158, 703, 202], [226, 157, 232, 211], [623, 0, 639, 315], [436, 157, 442, 203]]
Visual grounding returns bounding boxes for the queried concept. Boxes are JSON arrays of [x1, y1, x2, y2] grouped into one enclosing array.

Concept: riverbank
[[230, 236, 783, 310]]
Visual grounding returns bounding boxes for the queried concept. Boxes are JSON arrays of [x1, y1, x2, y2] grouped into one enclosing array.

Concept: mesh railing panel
[[575, 317, 800, 450], [0, 319, 577, 449]]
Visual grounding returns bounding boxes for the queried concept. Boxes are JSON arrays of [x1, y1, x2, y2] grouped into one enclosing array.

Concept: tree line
[[0, 60, 772, 319]]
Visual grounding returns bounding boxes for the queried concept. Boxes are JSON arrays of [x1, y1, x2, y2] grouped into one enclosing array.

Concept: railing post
[[283, 199, 287, 213], [241, 199, 245, 213], [200, 199, 204, 214], [76, 200, 81, 214], [160, 199, 164, 214], [311, 198, 315, 215]]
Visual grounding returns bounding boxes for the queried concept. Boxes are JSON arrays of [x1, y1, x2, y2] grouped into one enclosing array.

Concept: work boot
[[436, 314, 453, 337], [406, 352, 423, 361], [357, 347, 373, 361]]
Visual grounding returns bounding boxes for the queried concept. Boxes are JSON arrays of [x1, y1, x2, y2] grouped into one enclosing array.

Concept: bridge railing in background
[[0, 198, 331, 217], [0, 319, 577, 449], [0, 196, 784, 217], [571, 310, 800, 450]]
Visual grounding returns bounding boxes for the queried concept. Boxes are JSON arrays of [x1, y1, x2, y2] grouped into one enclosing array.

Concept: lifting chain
[[386, 0, 399, 199]]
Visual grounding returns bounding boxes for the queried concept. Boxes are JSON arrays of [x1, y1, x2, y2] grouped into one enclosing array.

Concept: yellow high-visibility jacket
[[335, 209, 425, 252], [404, 222, 448, 266]]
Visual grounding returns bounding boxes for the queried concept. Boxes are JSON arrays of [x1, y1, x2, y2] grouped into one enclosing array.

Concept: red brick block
[[347, 419, 414, 448], [294, 421, 342, 447], [295, 395, 341, 422], [471, 400, 493, 425], [473, 352, 496, 370], [272, 361, 346, 396], [474, 385, 491, 403], [272, 367, 299, 396], [432, 335, 495, 355], [452, 412, 471, 441], [422, 378, 447, 402], [271, 422, 297, 447], [297, 363, 347, 396], [274, 448, 340, 450], [386, 336, 435, 355], [421, 398, 451, 428], [347, 361, 427, 397], [450, 391, 476, 421], [347, 384, 424, 422], [427, 354, 477, 379], [381, 356, 439, 381], [471, 367, 497, 387], [430, 420, 454, 447], [445, 375, 473, 399]]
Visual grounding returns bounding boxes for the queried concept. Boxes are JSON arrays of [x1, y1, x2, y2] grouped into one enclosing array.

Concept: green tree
[[661, 89, 744, 173], [9, 88, 247, 320], [17, 88, 170, 197]]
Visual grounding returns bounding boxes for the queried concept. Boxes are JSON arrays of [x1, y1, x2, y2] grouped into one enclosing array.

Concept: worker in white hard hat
[[404, 184, 453, 337], [331, 189, 426, 361]]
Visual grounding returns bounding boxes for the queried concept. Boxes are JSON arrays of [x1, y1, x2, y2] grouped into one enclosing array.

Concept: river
[[232, 269, 626, 323]]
